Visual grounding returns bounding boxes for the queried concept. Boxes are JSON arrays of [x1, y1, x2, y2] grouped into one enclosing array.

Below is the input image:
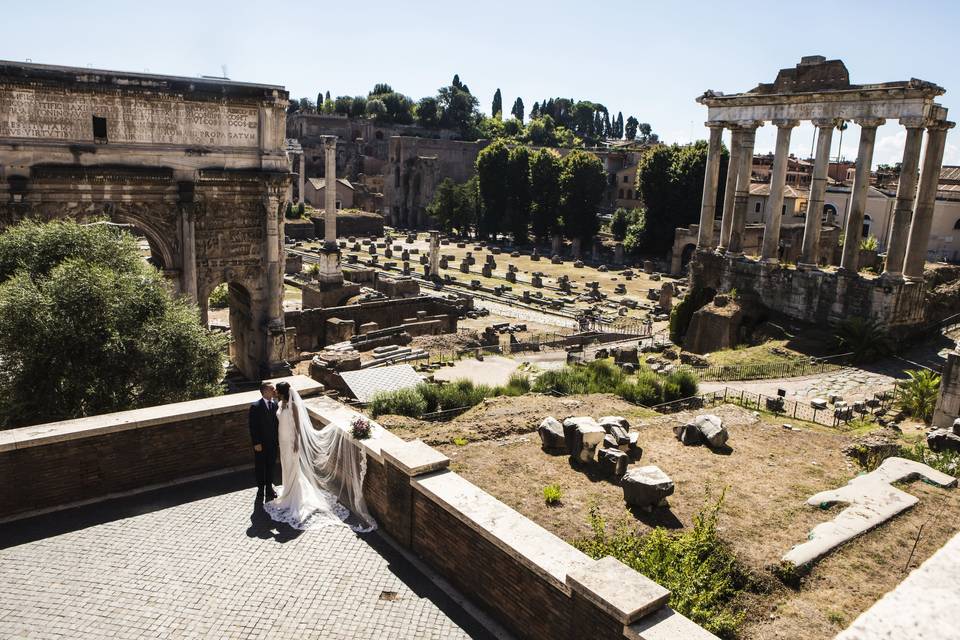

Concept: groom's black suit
[[249, 397, 279, 496]]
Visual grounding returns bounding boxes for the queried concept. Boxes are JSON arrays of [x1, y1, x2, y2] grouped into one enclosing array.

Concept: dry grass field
[[381, 394, 960, 640]]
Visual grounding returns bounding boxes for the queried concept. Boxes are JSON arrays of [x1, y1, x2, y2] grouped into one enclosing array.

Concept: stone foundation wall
[[309, 211, 384, 237], [689, 251, 926, 332], [0, 376, 322, 519]]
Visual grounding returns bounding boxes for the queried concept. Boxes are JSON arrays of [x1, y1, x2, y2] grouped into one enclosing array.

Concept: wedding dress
[[263, 388, 377, 532]]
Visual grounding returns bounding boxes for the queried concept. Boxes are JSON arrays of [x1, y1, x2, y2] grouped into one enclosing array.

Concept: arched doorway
[[202, 280, 257, 379], [680, 243, 697, 271]]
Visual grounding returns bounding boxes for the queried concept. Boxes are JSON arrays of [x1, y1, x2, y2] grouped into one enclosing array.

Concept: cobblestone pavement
[[0, 474, 492, 640], [701, 367, 902, 405]]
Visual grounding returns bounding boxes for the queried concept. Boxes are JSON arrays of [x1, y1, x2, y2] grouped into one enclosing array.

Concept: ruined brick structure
[[0, 61, 293, 379]]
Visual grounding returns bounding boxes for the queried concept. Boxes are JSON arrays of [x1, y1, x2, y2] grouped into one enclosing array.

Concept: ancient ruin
[[689, 56, 953, 335], [0, 61, 292, 379]]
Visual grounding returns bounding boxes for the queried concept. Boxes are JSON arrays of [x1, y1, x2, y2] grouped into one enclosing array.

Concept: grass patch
[[574, 493, 749, 638], [542, 484, 562, 505], [369, 374, 533, 418], [705, 340, 806, 368], [452, 436, 468, 446], [531, 360, 698, 406]]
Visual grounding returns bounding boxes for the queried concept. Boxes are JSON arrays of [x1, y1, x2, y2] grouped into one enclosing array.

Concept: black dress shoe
[[265, 489, 278, 501]]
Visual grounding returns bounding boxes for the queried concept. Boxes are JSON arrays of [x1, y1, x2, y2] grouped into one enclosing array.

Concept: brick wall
[[0, 376, 322, 520]]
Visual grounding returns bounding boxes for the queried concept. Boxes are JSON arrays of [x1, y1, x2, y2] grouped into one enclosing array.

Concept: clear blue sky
[[4, 0, 958, 167]]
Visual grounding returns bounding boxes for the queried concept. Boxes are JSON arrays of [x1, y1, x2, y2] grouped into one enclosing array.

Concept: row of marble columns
[[696, 116, 954, 280]]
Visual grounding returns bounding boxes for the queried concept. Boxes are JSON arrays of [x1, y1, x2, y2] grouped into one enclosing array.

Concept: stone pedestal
[[315, 245, 344, 289]]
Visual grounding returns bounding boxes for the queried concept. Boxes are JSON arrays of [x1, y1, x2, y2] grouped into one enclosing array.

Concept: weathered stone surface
[[599, 416, 630, 432], [684, 297, 743, 355], [609, 426, 631, 447], [783, 457, 957, 567], [563, 417, 605, 463], [537, 417, 567, 453], [694, 414, 728, 448], [622, 466, 674, 508], [598, 448, 629, 476], [927, 428, 960, 453], [673, 423, 704, 446]]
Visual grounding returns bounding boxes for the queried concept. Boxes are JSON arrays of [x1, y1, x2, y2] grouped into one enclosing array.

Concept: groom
[[249, 381, 279, 502]]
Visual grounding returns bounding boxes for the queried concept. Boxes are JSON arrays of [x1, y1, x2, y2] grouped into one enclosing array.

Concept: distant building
[[614, 165, 642, 209], [304, 177, 355, 210]]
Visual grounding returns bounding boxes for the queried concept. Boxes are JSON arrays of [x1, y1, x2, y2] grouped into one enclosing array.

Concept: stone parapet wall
[[690, 251, 926, 332], [0, 376, 322, 519], [302, 397, 716, 640], [1, 382, 716, 639]]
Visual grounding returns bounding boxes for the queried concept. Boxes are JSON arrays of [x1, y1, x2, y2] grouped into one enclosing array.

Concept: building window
[[862, 214, 872, 238], [623, 175, 629, 183], [336, 200, 342, 210], [781, 204, 786, 215], [953, 218, 960, 230], [92, 116, 108, 143], [618, 189, 624, 198], [755, 202, 761, 213], [627, 189, 633, 199], [394, 166, 400, 188]]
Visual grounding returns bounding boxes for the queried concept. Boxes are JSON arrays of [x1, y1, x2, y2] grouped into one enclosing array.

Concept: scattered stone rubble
[[927, 418, 960, 453], [622, 466, 675, 509], [673, 414, 729, 449]]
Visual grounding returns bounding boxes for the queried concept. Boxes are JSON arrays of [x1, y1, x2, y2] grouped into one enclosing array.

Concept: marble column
[[760, 119, 799, 262], [881, 118, 926, 279], [717, 127, 742, 253], [839, 118, 884, 273], [298, 152, 305, 205], [697, 122, 726, 250], [903, 121, 954, 280], [799, 119, 837, 268], [180, 206, 198, 303], [263, 188, 284, 327], [727, 121, 762, 255], [323, 135, 338, 246]]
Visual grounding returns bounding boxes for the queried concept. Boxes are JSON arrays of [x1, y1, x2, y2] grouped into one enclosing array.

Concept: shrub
[[661, 379, 683, 403], [452, 436, 468, 446], [615, 380, 660, 405], [501, 372, 531, 396], [532, 366, 594, 395], [575, 494, 748, 638], [368, 387, 427, 418], [832, 317, 894, 362], [543, 484, 562, 505], [896, 369, 941, 423], [667, 369, 699, 398], [208, 283, 229, 309], [898, 441, 960, 476]]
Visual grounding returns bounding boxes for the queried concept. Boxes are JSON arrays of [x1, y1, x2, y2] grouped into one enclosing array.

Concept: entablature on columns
[[700, 93, 945, 124]]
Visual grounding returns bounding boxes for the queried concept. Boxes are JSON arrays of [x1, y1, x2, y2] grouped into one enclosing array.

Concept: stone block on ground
[[622, 465, 674, 509], [563, 417, 605, 463], [598, 448, 629, 477], [927, 428, 960, 453], [537, 417, 567, 453], [693, 414, 728, 448], [599, 416, 630, 432], [673, 422, 704, 446]]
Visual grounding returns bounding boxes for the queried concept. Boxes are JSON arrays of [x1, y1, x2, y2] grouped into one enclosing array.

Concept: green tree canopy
[[0, 220, 226, 428], [492, 88, 502, 118], [426, 177, 477, 237], [634, 140, 728, 255], [560, 150, 606, 244], [416, 96, 440, 128], [438, 74, 480, 137], [625, 116, 639, 140], [529, 148, 563, 240], [511, 97, 525, 122], [475, 140, 510, 239], [506, 146, 532, 244]]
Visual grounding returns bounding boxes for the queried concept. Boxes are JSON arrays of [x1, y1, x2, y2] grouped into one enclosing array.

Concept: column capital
[[772, 119, 800, 129], [812, 117, 842, 129], [705, 121, 729, 129], [899, 116, 928, 129], [734, 120, 764, 130], [854, 117, 886, 129], [928, 120, 956, 132], [321, 135, 338, 150]]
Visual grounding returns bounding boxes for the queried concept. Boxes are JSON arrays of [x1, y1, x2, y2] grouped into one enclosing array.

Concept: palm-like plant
[[832, 317, 894, 362], [896, 369, 941, 423]]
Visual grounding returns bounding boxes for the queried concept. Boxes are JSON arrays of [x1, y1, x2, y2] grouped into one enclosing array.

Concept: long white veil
[[288, 388, 377, 533]]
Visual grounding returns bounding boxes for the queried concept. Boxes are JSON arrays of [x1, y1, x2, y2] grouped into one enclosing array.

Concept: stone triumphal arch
[[0, 61, 292, 379]]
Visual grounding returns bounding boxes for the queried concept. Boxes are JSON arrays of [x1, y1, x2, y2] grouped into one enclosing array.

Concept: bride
[[263, 381, 376, 532]]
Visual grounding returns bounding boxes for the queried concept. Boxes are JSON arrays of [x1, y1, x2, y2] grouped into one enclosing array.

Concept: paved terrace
[[0, 472, 495, 639]]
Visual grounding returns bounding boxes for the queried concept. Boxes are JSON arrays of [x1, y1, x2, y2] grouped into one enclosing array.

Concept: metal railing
[[642, 385, 898, 429]]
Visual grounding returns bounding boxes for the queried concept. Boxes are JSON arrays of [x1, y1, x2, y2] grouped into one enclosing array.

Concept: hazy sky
[[4, 0, 958, 167]]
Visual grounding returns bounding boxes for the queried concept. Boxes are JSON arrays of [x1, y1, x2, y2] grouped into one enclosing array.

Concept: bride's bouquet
[[350, 416, 372, 440]]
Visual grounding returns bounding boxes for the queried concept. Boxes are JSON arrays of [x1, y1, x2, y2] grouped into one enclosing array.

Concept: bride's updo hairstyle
[[275, 381, 291, 402]]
